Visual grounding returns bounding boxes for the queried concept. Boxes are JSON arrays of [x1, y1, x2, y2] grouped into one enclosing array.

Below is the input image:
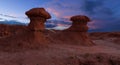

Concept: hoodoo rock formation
[[69, 15, 90, 32], [25, 8, 51, 44], [0, 8, 94, 51], [0, 7, 120, 65], [54, 15, 94, 46], [25, 8, 51, 31], [0, 8, 52, 51]]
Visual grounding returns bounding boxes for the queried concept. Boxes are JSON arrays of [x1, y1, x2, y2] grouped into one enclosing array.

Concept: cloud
[[0, 0, 119, 31], [0, 13, 29, 23], [81, 0, 114, 19], [46, 8, 61, 18], [82, 0, 103, 15], [80, 0, 120, 32], [0, 17, 5, 21], [43, 0, 120, 31], [46, 19, 71, 30], [45, 0, 84, 19], [0, 18, 3, 19], [0, 14, 17, 18]]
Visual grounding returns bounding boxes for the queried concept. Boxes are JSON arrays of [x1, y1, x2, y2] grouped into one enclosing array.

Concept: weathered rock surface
[[0, 8, 52, 51], [25, 8, 52, 44]]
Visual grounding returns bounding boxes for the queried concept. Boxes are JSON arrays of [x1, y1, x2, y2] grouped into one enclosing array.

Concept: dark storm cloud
[[82, 0, 114, 19], [82, 0, 103, 15], [0, 0, 117, 31], [81, 0, 120, 32], [47, 0, 115, 20], [45, 0, 120, 31]]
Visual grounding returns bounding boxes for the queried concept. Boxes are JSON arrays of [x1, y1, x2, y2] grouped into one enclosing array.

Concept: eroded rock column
[[25, 8, 51, 44], [60, 15, 94, 46], [25, 8, 51, 31]]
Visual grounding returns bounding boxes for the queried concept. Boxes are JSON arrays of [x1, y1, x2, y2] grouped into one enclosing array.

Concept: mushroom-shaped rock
[[57, 15, 94, 46], [26, 8, 51, 31], [24, 8, 52, 44], [68, 15, 91, 32]]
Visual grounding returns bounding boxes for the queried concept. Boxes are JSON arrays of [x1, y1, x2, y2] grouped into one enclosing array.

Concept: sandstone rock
[[70, 15, 90, 22], [69, 15, 90, 32], [0, 8, 52, 51], [25, 8, 52, 44], [0, 9, 95, 52], [54, 15, 94, 46], [26, 8, 51, 31]]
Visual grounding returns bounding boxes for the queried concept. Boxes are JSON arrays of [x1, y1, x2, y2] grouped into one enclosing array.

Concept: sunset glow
[[0, 0, 120, 31]]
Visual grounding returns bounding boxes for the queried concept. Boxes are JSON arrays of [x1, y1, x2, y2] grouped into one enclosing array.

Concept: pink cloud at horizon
[[88, 20, 103, 30]]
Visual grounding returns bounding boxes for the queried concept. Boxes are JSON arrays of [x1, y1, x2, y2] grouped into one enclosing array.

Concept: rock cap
[[70, 15, 90, 22], [25, 8, 51, 19]]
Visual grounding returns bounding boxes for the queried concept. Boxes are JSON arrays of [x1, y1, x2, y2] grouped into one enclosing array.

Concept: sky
[[0, 0, 120, 31]]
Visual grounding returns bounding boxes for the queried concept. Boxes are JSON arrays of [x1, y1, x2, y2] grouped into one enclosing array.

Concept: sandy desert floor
[[0, 24, 120, 65], [0, 38, 120, 65]]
